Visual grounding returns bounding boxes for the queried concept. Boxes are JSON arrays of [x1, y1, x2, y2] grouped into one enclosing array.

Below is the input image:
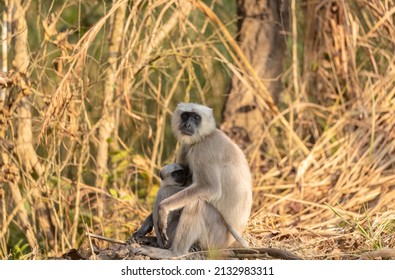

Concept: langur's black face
[[170, 169, 189, 185], [159, 164, 191, 186], [179, 112, 201, 136]]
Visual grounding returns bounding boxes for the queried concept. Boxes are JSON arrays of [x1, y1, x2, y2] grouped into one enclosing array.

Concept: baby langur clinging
[[129, 163, 190, 248], [134, 103, 252, 259], [130, 163, 248, 249]]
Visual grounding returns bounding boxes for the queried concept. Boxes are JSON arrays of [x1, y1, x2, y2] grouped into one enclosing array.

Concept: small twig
[[85, 225, 97, 260], [85, 231, 127, 245]]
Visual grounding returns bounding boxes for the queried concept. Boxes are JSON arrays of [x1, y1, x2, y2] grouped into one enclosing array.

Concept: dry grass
[[248, 0, 395, 259], [0, 0, 394, 259]]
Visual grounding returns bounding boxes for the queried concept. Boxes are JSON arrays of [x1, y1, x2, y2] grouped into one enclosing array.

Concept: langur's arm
[[157, 165, 221, 245], [128, 213, 153, 243]]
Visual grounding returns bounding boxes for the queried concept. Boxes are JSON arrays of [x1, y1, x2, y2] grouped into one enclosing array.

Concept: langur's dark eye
[[193, 115, 201, 122], [180, 112, 200, 123]]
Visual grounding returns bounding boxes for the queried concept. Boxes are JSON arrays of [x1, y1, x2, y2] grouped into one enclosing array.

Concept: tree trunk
[[295, 0, 359, 186], [4, 0, 44, 251], [302, 0, 360, 105], [1, 0, 58, 252], [221, 0, 290, 163], [95, 0, 128, 220]]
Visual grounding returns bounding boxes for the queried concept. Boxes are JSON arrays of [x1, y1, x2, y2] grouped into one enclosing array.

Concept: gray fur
[[131, 163, 248, 250], [153, 164, 186, 248], [136, 103, 252, 258]]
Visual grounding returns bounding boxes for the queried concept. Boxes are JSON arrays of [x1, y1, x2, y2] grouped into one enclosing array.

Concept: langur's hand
[[127, 230, 143, 244]]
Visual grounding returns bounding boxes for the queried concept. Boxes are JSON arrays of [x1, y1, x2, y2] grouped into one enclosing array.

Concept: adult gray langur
[[135, 103, 252, 258], [130, 163, 248, 249]]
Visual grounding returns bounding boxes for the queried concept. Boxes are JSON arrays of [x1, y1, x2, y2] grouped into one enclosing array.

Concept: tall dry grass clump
[[249, 0, 395, 258]]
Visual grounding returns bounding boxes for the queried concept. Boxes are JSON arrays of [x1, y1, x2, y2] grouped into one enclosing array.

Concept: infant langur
[[130, 163, 248, 249]]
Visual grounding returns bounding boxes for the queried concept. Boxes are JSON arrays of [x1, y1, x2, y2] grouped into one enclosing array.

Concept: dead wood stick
[[85, 232, 302, 260], [85, 232, 127, 245], [85, 226, 97, 260], [230, 247, 302, 260], [360, 248, 395, 259], [175, 247, 303, 260]]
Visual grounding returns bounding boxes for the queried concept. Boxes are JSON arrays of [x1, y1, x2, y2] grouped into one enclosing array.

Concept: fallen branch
[[85, 231, 127, 245], [86, 231, 302, 260], [360, 248, 395, 259]]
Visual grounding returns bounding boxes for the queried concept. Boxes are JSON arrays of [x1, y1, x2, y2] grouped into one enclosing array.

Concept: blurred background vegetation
[[0, 0, 394, 259]]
